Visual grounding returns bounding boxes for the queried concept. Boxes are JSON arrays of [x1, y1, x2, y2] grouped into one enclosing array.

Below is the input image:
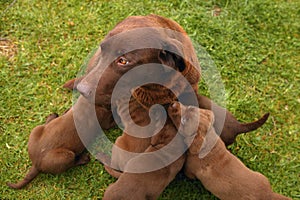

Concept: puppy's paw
[[75, 154, 90, 166], [167, 102, 182, 130], [168, 101, 181, 115]]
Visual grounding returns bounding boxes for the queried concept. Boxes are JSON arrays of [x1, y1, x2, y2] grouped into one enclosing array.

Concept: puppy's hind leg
[[40, 148, 87, 174]]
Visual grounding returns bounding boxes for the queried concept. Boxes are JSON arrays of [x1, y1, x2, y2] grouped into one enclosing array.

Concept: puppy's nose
[[77, 82, 93, 98]]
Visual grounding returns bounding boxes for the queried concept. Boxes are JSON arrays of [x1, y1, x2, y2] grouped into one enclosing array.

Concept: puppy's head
[[168, 102, 200, 137], [168, 102, 215, 137]]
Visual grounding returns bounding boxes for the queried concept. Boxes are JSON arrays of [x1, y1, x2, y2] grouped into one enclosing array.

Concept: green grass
[[1, 0, 299, 199]]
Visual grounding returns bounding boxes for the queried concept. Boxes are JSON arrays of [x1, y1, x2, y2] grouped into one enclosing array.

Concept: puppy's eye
[[117, 57, 129, 66]]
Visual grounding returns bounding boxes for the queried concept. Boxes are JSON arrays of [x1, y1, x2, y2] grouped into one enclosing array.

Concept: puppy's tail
[[220, 113, 270, 146], [7, 166, 39, 189], [237, 113, 270, 134]]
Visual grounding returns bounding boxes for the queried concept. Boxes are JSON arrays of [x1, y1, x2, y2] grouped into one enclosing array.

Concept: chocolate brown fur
[[103, 116, 185, 200], [103, 97, 152, 178], [103, 150, 184, 200], [7, 96, 115, 189], [104, 96, 181, 178], [168, 102, 291, 200], [74, 14, 200, 108]]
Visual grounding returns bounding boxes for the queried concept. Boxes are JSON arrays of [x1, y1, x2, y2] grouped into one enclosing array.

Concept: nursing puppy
[[168, 102, 291, 200], [102, 97, 153, 178], [7, 96, 115, 189], [103, 116, 186, 200], [102, 94, 181, 179]]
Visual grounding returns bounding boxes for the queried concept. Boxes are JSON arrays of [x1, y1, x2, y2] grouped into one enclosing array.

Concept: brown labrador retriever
[[168, 102, 291, 200], [103, 113, 186, 200], [7, 96, 115, 189], [65, 14, 269, 146]]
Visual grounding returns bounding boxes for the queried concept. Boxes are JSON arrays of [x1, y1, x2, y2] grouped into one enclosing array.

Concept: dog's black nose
[[77, 82, 93, 98]]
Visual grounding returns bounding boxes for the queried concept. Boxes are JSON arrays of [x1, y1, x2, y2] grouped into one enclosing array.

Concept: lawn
[[1, 0, 299, 199]]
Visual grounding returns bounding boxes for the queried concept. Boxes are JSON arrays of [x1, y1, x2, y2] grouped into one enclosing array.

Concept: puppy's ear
[[159, 39, 186, 72], [188, 134, 204, 155]]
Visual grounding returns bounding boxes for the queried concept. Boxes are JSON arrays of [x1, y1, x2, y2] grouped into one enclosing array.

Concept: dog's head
[[76, 15, 200, 109]]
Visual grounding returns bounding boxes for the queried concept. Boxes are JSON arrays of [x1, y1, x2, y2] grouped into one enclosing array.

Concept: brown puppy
[[7, 96, 115, 189], [103, 95, 181, 179], [103, 97, 152, 178], [168, 102, 291, 200], [65, 14, 269, 146], [103, 117, 186, 200]]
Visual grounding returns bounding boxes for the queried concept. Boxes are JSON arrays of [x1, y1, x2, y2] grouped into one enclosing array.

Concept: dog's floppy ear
[[159, 38, 200, 88], [159, 38, 186, 72], [63, 77, 84, 90]]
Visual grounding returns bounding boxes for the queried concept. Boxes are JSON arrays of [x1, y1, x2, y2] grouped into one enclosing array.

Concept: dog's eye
[[117, 57, 129, 66]]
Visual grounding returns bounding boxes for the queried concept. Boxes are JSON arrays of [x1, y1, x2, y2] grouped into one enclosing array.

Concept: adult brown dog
[[7, 96, 115, 189], [65, 14, 269, 146], [168, 102, 291, 200]]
